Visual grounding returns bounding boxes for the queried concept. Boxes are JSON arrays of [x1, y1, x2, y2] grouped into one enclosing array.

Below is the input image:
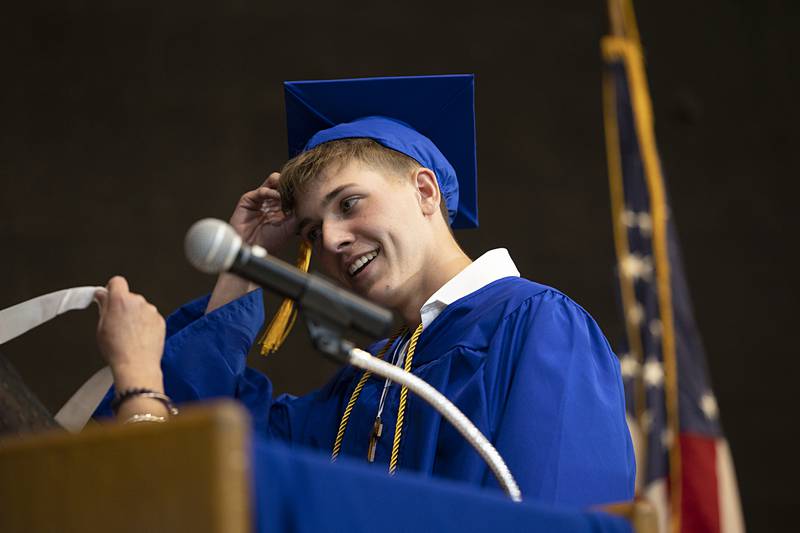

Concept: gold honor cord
[[388, 324, 423, 474], [331, 323, 425, 476], [331, 328, 405, 461]]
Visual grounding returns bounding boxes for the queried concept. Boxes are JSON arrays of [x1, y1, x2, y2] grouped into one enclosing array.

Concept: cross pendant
[[367, 416, 383, 463]]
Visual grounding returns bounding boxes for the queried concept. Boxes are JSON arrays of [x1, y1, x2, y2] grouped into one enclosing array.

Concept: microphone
[[184, 218, 393, 340]]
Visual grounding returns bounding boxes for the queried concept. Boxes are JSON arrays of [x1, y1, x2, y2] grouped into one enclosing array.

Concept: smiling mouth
[[348, 249, 379, 277]]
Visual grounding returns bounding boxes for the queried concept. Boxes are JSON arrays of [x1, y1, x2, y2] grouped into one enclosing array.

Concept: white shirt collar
[[419, 248, 520, 330]]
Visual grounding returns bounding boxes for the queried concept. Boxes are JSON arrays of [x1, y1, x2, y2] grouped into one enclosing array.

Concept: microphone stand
[[304, 314, 522, 503]]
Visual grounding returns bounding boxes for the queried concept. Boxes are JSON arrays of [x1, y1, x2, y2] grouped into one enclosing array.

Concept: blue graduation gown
[[96, 277, 635, 507]]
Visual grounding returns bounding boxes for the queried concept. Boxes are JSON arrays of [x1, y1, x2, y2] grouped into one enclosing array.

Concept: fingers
[[259, 187, 281, 200], [94, 276, 165, 372], [247, 187, 281, 204], [241, 173, 282, 207], [239, 185, 282, 211], [104, 276, 152, 308], [228, 173, 294, 252], [94, 288, 108, 311], [263, 172, 281, 188], [255, 172, 280, 191], [106, 275, 130, 296], [149, 303, 166, 328]]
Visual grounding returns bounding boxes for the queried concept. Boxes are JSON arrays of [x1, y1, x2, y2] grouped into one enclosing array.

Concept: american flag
[[601, 2, 745, 532]]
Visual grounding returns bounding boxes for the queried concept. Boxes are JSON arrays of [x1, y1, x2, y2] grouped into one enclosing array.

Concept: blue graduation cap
[[283, 75, 478, 229]]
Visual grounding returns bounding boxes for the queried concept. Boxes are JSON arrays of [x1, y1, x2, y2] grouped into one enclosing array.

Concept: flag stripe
[[679, 434, 720, 533], [645, 479, 670, 533], [716, 440, 745, 533]]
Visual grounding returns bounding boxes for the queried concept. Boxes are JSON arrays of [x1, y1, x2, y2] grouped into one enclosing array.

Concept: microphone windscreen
[[184, 218, 242, 274]]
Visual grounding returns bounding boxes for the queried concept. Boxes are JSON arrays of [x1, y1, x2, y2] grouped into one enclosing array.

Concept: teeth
[[348, 250, 378, 275]]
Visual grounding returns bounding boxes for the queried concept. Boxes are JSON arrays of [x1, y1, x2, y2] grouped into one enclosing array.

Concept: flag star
[[621, 209, 654, 236], [661, 428, 674, 448], [649, 319, 663, 337], [621, 209, 637, 228], [643, 359, 664, 388], [636, 212, 653, 236], [627, 303, 645, 326], [619, 353, 641, 379], [700, 392, 719, 421], [620, 253, 654, 282], [640, 410, 654, 433]]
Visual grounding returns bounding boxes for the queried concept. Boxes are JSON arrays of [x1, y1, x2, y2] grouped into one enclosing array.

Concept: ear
[[414, 168, 441, 218]]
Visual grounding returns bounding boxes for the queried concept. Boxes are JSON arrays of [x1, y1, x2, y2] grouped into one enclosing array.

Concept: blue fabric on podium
[[96, 277, 635, 507], [251, 436, 632, 533]]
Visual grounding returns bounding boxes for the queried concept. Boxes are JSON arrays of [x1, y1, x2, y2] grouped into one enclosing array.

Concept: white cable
[[348, 347, 522, 503]]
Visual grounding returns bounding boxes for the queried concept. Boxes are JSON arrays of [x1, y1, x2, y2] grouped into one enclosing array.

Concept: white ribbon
[[54, 366, 113, 432], [0, 287, 113, 432]]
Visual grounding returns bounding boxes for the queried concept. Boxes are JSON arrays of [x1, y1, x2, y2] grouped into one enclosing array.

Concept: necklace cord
[[331, 328, 405, 461], [330, 323, 424, 473]]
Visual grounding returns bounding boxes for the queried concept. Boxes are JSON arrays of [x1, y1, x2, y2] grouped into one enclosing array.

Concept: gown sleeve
[[489, 289, 636, 507], [93, 289, 310, 438]]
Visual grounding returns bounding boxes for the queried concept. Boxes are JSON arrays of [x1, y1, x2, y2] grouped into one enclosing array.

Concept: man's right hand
[[229, 172, 297, 253], [206, 173, 297, 314]]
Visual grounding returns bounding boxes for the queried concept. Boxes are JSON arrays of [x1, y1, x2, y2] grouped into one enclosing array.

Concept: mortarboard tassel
[[258, 241, 312, 355]]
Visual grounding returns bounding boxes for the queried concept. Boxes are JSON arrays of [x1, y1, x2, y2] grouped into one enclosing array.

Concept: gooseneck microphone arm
[[184, 218, 522, 502]]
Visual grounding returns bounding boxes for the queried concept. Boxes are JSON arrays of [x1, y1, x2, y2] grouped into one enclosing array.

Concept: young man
[[97, 75, 635, 507]]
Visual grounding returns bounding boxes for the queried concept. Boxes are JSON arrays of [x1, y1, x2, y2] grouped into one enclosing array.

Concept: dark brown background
[[1, 1, 797, 530]]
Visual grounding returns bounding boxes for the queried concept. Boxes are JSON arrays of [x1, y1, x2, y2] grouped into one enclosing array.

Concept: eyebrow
[[296, 183, 357, 235]]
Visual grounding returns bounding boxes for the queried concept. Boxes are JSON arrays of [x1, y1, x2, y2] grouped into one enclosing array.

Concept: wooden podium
[[0, 400, 656, 533], [0, 401, 251, 533]]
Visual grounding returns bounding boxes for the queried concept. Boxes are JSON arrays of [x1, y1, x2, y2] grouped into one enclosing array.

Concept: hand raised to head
[[229, 172, 298, 253]]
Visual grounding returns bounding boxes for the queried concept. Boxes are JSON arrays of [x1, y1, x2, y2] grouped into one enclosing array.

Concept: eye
[[341, 196, 360, 213]]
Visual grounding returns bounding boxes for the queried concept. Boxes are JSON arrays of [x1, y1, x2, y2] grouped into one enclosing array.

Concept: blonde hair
[[278, 138, 449, 223]]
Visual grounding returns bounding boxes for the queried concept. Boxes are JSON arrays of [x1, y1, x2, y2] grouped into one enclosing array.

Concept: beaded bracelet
[[111, 388, 179, 416]]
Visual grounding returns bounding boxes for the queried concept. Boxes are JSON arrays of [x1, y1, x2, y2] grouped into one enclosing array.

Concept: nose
[[320, 219, 354, 254]]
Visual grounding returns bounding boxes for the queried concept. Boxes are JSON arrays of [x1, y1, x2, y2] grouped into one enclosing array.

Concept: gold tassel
[[258, 241, 312, 355]]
